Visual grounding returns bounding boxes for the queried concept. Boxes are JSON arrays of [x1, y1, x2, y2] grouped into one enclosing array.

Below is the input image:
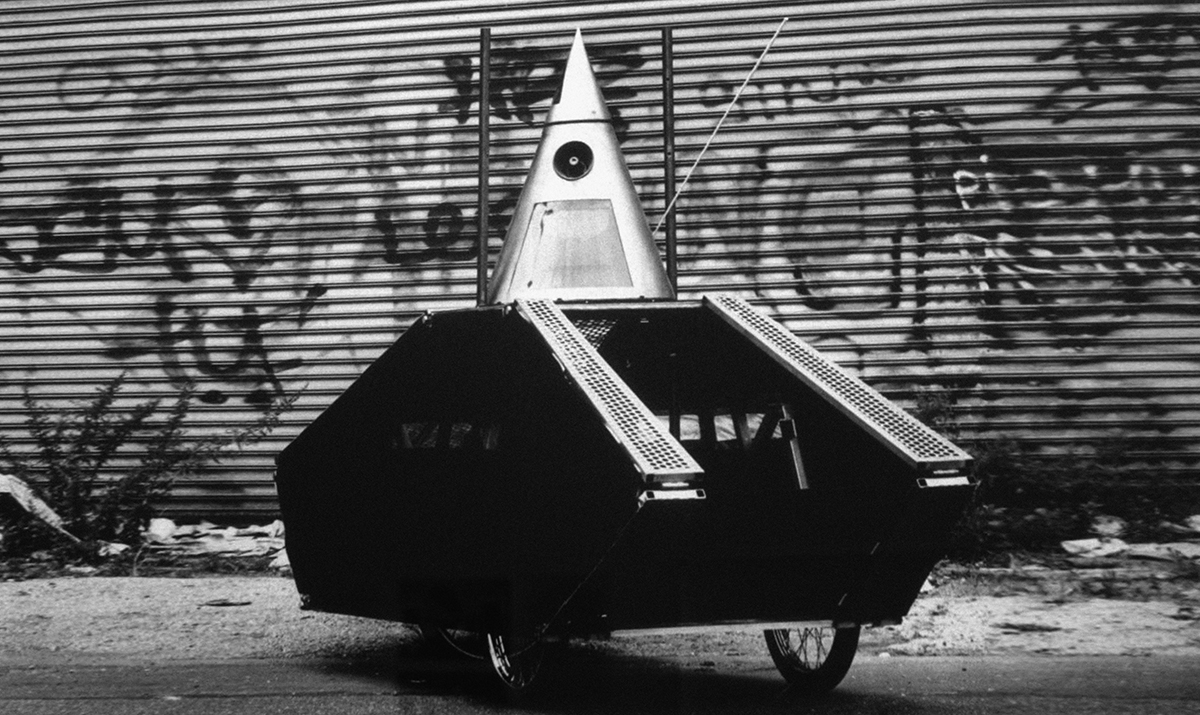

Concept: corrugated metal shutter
[[2, 1, 1198, 518]]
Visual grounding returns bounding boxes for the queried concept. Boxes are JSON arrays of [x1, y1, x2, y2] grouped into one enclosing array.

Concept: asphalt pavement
[[3, 570, 1198, 713], [3, 650, 1199, 714]]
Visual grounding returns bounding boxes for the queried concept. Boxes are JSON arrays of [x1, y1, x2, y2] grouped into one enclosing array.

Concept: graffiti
[[55, 41, 284, 116], [1, 182, 135, 275], [1035, 14, 1200, 121], [0, 163, 323, 404], [103, 287, 325, 406], [903, 148, 1199, 344], [925, 142, 1195, 320], [376, 200, 475, 265], [438, 41, 645, 134], [5, 32, 515, 402], [21, 40, 349, 400], [759, 89, 1200, 353], [700, 61, 906, 121], [1, 17, 1196, 467], [684, 14, 1200, 357], [0, 169, 302, 290], [904, 106, 983, 336]]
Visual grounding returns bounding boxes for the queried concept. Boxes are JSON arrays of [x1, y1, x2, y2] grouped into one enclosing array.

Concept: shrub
[[0, 375, 293, 558], [909, 385, 1200, 559]]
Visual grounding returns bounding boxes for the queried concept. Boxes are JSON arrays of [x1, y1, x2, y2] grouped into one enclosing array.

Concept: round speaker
[[553, 141, 594, 180]]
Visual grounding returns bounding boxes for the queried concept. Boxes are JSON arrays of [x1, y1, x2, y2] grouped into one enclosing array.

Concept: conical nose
[[486, 30, 673, 304], [545, 29, 611, 125]]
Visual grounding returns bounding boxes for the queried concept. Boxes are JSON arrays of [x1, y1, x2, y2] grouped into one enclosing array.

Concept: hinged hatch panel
[[516, 298, 702, 480], [705, 294, 971, 471]]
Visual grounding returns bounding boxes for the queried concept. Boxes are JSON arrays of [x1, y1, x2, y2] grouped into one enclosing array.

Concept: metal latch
[[639, 488, 706, 505], [917, 474, 973, 488]]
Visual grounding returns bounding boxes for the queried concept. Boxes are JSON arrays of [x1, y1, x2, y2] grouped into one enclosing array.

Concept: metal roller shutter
[[2, 1, 1198, 518]]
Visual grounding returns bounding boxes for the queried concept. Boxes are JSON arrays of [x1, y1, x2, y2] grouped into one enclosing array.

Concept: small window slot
[[397, 422, 500, 451]]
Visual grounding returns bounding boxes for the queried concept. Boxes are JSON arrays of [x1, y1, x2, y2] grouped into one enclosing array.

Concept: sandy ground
[[2, 567, 1198, 668]]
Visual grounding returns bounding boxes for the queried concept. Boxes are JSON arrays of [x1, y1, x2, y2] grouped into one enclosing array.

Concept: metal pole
[[476, 28, 491, 305], [663, 28, 681, 438], [662, 27, 678, 293]]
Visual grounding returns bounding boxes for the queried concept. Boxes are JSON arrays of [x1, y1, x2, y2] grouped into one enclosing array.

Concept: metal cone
[[487, 30, 673, 304]]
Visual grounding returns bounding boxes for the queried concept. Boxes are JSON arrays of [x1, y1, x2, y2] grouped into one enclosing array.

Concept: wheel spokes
[[486, 633, 544, 691], [764, 625, 861, 693], [806, 628, 830, 668], [778, 627, 833, 671]]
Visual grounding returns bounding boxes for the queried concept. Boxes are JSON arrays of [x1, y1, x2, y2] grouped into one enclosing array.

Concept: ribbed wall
[[2, 1, 1198, 516]]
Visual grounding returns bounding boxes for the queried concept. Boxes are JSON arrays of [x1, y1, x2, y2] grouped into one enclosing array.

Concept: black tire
[[417, 623, 488, 660], [764, 625, 860, 695], [485, 632, 550, 698]]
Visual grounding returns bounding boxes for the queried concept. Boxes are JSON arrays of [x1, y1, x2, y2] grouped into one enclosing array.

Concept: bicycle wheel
[[417, 623, 488, 660], [764, 625, 860, 694], [485, 632, 549, 697]]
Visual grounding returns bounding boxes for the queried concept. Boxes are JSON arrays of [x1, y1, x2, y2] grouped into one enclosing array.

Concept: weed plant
[[910, 385, 1199, 561], [0, 375, 293, 559]]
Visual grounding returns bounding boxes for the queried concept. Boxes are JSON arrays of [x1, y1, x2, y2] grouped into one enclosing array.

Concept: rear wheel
[[418, 623, 488, 660], [764, 625, 860, 695]]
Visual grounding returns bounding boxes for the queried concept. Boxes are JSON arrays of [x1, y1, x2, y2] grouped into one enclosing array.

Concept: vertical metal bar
[[661, 27, 678, 293], [730, 410, 752, 449], [777, 403, 810, 489], [476, 28, 491, 305], [663, 31, 683, 440], [668, 351, 681, 439]]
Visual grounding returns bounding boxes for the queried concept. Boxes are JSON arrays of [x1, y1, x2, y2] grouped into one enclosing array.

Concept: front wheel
[[764, 625, 860, 695], [485, 633, 549, 697]]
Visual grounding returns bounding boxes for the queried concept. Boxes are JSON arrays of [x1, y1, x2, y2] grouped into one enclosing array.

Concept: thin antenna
[[653, 17, 790, 236]]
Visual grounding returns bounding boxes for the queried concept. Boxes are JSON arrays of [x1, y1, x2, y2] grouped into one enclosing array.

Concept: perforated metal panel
[[517, 299, 702, 479], [706, 294, 970, 470], [572, 317, 619, 349]]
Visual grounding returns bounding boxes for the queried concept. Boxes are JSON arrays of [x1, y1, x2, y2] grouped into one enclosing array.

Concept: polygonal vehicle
[[275, 30, 974, 697]]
